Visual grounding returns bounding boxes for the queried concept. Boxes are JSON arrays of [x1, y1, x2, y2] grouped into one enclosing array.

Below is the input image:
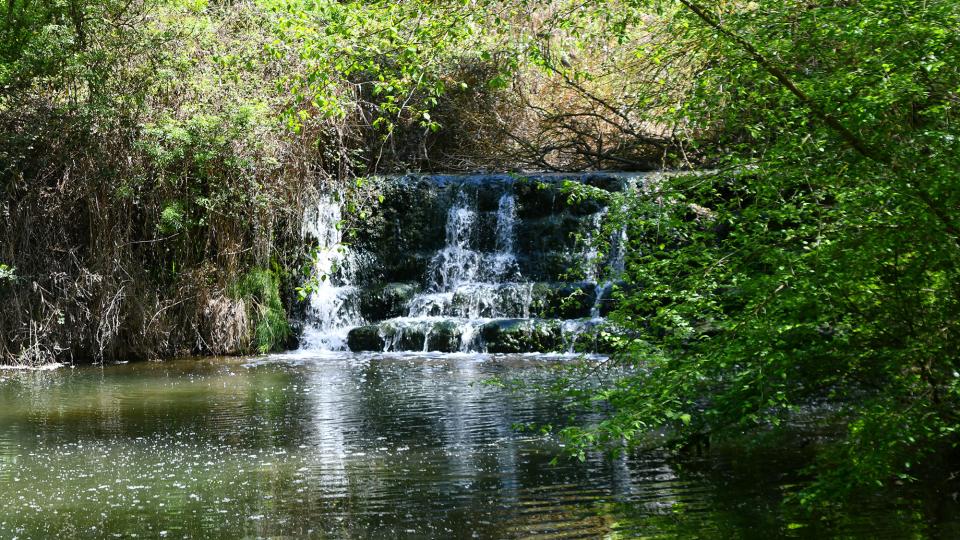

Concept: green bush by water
[[233, 267, 290, 354]]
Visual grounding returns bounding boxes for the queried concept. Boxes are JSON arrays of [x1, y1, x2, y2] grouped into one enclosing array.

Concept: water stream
[[299, 197, 364, 350], [392, 189, 528, 352]]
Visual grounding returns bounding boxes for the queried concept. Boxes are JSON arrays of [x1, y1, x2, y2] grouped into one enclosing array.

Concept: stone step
[[367, 247, 617, 284], [357, 281, 620, 322], [346, 316, 619, 354]]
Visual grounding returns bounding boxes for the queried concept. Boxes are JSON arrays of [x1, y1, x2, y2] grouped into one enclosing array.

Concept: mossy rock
[[567, 197, 605, 216], [347, 178, 447, 272], [481, 319, 562, 353], [583, 173, 628, 192], [517, 252, 582, 282], [379, 322, 426, 351], [513, 179, 562, 219], [347, 325, 385, 352], [426, 321, 462, 352], [376, 252, 434, 283], [475, 180, 514, 212], [514, 214, 592, 254]]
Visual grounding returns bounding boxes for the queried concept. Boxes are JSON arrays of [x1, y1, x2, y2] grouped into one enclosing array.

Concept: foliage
[[0, 264, 15, 283], [0, 0, 518, 363], [234, 267, 291, 353], [0, 0, 314, 363], [261, 0, 529, 172], [535, 0, 960, 514], [4, 0, 959, 519], [267, 1, 462, 130]]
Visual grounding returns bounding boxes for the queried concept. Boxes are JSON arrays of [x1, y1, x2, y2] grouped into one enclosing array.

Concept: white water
[[581, 204, 629, 320], [388, 191, 528, 352], [298, 189, 531, 353], [425, 192, 521, 292], [0, 362, 65, 371], [299, 197, 364, 350], [415, 192, 525, 315], [405, 283, 533, 319]]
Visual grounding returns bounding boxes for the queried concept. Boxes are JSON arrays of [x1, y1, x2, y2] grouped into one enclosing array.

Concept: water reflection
[[0, 354, 956, 538]]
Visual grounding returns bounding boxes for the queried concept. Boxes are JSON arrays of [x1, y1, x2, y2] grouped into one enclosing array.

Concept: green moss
[[233, 267, 290, 353]]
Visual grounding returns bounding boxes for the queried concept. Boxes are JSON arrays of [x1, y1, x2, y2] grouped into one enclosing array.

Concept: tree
[[541, 0, 960, 512]]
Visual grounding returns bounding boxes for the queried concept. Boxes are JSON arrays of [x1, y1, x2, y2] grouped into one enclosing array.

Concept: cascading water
[[491, 192, 521, 280], [299, 197, 364, 351], [388, 190, 529, 352], [297, 173, 645, 354], [556, 208, 613, 350], [609, 223, 629, 278], [427, 191, 481, 290], [582, 208, 608, 284]]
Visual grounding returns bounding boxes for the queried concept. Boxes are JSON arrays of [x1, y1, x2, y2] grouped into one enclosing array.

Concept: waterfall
[[391, 188, 528, 352], [495, 192, 516, 253], [609, 223, 628, 278], [491, 193, 519, 278], [410, 190, 525, 322], [427, 191, 482, 291], [299, 196, 363, 351], [294, 172, 647, 355]]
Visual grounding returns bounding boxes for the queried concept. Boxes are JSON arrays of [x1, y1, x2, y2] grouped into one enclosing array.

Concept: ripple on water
[[0, 353, 954, 538]]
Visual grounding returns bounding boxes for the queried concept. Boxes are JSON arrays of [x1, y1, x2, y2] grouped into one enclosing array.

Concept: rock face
[[349, 319, 466, 353], [302, 172, 645, 354], [426, 321, 462, 352]]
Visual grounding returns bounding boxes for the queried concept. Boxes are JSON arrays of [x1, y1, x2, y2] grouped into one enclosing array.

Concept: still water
[[0, 353, 955, 538]]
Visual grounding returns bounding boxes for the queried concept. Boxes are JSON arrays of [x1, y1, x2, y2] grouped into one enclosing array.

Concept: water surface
[[0, 353, 955, 538]]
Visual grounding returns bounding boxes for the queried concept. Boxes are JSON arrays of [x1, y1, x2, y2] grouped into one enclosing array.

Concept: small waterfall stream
[[299, 197, 364, 350], [299, 173, 644, 354], [389, 190, 530, 352]]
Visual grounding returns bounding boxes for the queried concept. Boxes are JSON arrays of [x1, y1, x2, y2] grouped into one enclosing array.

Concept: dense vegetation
[[544, 0, 960, 518], [3, 0, 959, 519], [0, 0, 517, 362]]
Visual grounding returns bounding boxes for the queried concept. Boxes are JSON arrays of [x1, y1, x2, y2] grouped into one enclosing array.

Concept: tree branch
[[674, 0, 960, 246]]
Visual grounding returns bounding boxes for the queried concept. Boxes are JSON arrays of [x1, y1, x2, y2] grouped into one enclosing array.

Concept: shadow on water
[[0, 353, 958, 538]]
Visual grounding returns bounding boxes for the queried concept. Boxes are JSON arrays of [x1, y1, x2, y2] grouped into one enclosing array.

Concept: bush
[[233, 267, 290, 353]]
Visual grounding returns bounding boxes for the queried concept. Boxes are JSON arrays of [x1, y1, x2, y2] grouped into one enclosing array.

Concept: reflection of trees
[[9, 355, 902, 537], [0, 359, 314, 451], [242, 363, 314, 449], [0, 429, 18, 482], [606, 443, 940, 538]]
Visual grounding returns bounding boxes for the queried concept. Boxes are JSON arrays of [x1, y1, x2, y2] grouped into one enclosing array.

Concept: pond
[[0, 353, 954, 538]]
